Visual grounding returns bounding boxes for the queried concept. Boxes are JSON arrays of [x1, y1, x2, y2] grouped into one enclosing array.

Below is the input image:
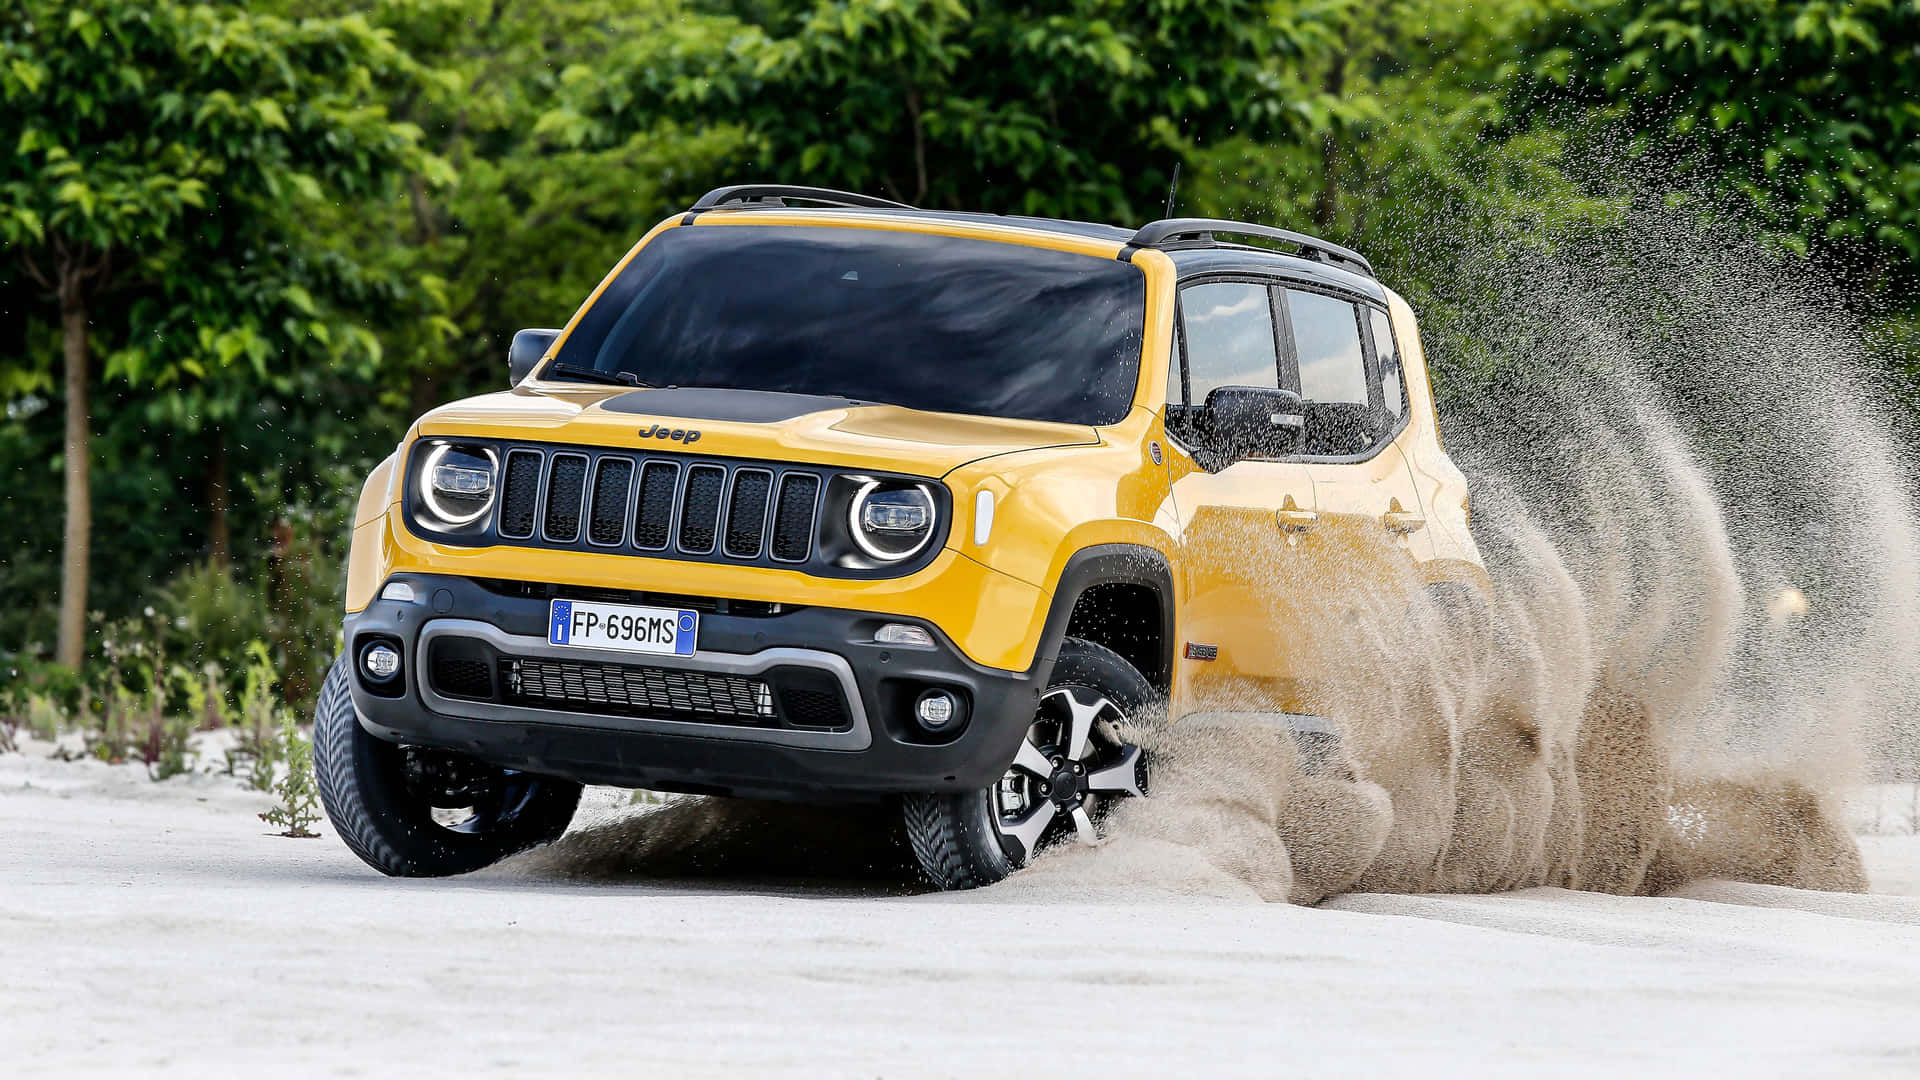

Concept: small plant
[[144, 694, 198, 781], [260, 711, 321, 839], [225, 642, 286, 791]]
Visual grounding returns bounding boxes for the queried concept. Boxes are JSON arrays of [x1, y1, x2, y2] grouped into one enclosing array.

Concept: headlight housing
[[417, 442, 498, 527], [847, 479, 937, 562]]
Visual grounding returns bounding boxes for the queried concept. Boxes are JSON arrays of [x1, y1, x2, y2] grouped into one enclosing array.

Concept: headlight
[[418, 443, 497, 526], [848, 480, 937, 561]]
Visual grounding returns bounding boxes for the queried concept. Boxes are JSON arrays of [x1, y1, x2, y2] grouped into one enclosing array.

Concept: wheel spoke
[[998, 801, 1058, 863], [1070, 805, 1098, 845], [1011, 736, 1053, 780], [1051, 689, 1108, 761], [1085, 745, 1146, 798]]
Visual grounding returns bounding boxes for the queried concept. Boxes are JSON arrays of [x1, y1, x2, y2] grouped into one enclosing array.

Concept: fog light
[[875, 623, 934, 649], [363, 644, 402, 682], [914, 689, 959, 730], [380, 581, 416, 603]]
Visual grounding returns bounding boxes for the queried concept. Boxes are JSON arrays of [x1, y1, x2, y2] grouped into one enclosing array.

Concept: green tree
[[1520, 0, 1920, 283], [0, 1, 431, 665], [282, 0, 755, 410], [537, 0, 1351, 222]]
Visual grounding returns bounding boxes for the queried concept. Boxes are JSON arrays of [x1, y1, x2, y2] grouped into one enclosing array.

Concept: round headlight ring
[[848, 480, 937, 562], [419, 442, 498, 527]]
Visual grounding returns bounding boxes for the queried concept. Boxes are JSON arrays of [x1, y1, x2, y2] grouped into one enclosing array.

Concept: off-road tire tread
[[902, 792, 995, 891], [312, 658, 419, 875], [311, 657, 580, 878]]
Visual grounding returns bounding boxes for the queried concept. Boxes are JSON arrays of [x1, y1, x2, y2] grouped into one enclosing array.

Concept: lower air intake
[[505, 657, 776, 724]]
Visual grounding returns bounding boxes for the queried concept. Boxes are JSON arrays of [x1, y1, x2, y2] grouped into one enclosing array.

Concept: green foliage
[[154, 562, 270, 675], [0, 0, 433, 386], [1519, 0, 1920, 281], [226, 640, 292, 791], [540, 0, 1351, 221], [260, 710, 320, 838]]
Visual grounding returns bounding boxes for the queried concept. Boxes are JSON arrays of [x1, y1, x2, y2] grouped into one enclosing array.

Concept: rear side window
[[1369, 307, 1405, 419], [1286, 290, 1369, 406]]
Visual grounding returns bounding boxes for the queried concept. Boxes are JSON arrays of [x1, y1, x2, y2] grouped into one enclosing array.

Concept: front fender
[[344, 453, 398, 613], [941, 408, 1178, 597]]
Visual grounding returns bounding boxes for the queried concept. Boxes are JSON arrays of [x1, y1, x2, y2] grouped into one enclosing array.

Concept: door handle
[[1276, 508, 1319, 533], [1382, 508, 1427, 534]]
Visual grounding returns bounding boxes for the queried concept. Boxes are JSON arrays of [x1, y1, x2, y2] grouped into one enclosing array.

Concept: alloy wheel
[[990, 687, 1147, 863]]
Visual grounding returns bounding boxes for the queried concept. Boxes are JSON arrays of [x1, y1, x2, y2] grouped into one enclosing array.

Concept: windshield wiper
[[547, 363, 647, 387]]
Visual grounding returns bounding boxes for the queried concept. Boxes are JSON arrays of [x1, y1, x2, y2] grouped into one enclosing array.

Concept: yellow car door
[[1163, 279, 1324, 717], [1282, 285, 1433, 595]]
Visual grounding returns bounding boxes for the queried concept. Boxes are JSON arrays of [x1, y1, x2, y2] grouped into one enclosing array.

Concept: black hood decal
[[596, 387, 869, 424]]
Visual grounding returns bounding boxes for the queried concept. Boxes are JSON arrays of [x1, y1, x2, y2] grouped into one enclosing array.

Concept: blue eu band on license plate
[[547, 599, 697, 657]]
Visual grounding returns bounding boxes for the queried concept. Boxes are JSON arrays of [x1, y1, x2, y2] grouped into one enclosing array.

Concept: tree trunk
[[55, 273, 92, 668], [207, 428, 230, 565]]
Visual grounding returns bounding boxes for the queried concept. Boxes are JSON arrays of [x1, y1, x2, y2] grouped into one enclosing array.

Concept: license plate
[[547, 600, 697, 657]]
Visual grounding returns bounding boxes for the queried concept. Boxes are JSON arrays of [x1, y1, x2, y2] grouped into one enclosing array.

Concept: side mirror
[[1203, 385, 1306, 461], [509, 328, 560, 387]]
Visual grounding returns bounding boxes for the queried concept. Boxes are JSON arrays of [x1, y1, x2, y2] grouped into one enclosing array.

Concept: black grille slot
[[499, 450, 543, 539], [678, 464, 725, 553], [429, 638, 497, 699], [771, 473, 820, 562], [588, 457, 634, 546], [724, 469, 773, 559], [633, 462, 679, 550], [433, 656, 494, 699], [543, 453, 589, 542], [780, 688, 845, 729], [506, 657, 775, 724], [773, 667, 852, 729]]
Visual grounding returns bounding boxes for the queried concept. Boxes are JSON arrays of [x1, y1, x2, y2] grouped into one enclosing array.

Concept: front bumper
[[343, 573, 1053, 800]]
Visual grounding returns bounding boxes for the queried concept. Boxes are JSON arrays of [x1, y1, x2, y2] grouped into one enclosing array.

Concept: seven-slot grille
[[495, 446, 822, 564]]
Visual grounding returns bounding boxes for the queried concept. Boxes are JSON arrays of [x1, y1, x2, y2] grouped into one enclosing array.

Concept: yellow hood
[[413, 383, 1099, 477]]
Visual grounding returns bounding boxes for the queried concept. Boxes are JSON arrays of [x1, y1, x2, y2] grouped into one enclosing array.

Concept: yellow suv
[[311, 184, 1483, 888]]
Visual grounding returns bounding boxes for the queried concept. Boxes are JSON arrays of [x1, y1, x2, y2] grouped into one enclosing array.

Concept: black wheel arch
[[1032, 543, 1177, 693]]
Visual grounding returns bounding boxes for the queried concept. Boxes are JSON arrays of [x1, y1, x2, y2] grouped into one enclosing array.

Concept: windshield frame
[[536, 217, 1157, 427]]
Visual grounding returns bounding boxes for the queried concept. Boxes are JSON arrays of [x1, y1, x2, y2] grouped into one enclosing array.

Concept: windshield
[[547, 224, 1146, 425]]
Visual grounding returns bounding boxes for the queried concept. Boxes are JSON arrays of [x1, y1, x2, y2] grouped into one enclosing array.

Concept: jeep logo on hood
[[639, 423, 702, 445]]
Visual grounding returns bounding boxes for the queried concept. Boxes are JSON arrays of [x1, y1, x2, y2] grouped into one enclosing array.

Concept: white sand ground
[[4, 746, 1920, 1079]]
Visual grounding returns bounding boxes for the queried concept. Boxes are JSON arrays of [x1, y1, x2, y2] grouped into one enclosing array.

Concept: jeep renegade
[[312, 184, 1484, 889]]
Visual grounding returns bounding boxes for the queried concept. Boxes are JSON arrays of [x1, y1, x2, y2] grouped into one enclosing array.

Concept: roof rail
[[1129, 218, 1374, 277], [689, 184, 917, 212]]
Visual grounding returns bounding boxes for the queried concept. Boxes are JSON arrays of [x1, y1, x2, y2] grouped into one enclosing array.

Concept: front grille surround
[[402, 437, 950, 579], [416, 619, 874, 750], [423, 625, 856, 734]]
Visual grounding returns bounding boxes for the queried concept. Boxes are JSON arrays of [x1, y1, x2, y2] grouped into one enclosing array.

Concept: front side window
[[549, 225, 1146, 426], [1169, 281, 1280, 446], [1180, 282, 1280, 405]]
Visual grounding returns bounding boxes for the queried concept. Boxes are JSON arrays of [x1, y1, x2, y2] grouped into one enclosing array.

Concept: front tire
[[903, 638, 1154, 890], [311, 658, 582, 877]]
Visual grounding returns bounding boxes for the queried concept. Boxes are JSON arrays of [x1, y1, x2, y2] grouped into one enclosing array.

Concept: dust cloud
[[518, 196, 1920, 904], [1046, 195, 1920, 903]]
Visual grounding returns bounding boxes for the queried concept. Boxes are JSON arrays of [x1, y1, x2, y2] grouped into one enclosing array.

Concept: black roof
[[684, 184, 1385, 296]]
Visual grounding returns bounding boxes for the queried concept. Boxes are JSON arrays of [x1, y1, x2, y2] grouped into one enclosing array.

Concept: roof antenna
[[1164, 162, 1182, 219]]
